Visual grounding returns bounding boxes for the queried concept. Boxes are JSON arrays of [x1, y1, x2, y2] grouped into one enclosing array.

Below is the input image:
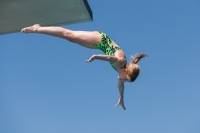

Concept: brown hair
[[126, 53, 147, 82]]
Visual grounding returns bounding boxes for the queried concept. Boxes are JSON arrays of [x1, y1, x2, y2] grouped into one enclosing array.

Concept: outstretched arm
[[115, 78, 126, 110], [86, 54, 121, 64]]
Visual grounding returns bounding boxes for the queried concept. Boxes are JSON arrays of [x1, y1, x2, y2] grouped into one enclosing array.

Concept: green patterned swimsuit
[[94, 32, 127, 71]]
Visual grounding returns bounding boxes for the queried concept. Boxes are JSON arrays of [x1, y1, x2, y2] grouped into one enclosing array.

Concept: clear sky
[[1, 0, 200, 133]]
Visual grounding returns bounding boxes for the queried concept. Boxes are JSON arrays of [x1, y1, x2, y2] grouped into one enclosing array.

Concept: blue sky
[[1, 0, 200, 133]]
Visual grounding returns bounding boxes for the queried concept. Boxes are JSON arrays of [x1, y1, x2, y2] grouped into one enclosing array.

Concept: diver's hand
[[86, 55, 97, 62], [115, 97, 126, 110]]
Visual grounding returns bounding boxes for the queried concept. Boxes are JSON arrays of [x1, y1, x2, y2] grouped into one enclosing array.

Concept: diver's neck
[[118, 67, 125, 74]]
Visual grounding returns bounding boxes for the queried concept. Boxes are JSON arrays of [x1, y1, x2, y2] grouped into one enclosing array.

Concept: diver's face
[[118, 69, 130, 82]]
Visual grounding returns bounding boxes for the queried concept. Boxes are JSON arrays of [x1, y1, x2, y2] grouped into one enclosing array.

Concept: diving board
[[0, 0, 92, 35]]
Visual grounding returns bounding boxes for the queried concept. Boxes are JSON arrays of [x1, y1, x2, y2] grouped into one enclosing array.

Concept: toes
[[21, 28, 25, 32]]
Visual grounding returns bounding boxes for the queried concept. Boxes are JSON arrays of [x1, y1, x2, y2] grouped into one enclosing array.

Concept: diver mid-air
[[21, 24, 147, 110]]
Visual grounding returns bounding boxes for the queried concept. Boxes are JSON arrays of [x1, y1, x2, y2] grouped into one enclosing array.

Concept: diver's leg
[[21, 24, 101, 49]]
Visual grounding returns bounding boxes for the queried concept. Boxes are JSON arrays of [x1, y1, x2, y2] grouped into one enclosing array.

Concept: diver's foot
[[21, 24, 41, 33]]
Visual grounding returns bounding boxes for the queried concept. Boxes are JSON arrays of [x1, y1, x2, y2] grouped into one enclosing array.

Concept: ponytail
[[131, 53, 147, 64]]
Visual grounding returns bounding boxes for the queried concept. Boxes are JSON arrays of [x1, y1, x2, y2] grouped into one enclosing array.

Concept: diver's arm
[[86, 54, 123, 64], [115, 78, 126, 110]]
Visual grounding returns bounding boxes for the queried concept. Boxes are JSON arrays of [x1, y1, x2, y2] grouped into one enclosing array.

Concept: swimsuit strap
[[120, 57, 127, 67]]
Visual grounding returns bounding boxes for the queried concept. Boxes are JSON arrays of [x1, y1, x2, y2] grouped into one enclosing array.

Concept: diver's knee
[[63, 30, 76, 42]]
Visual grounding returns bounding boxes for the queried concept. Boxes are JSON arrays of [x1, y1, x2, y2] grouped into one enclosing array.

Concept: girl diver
[[21, 24, 147, 110]]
